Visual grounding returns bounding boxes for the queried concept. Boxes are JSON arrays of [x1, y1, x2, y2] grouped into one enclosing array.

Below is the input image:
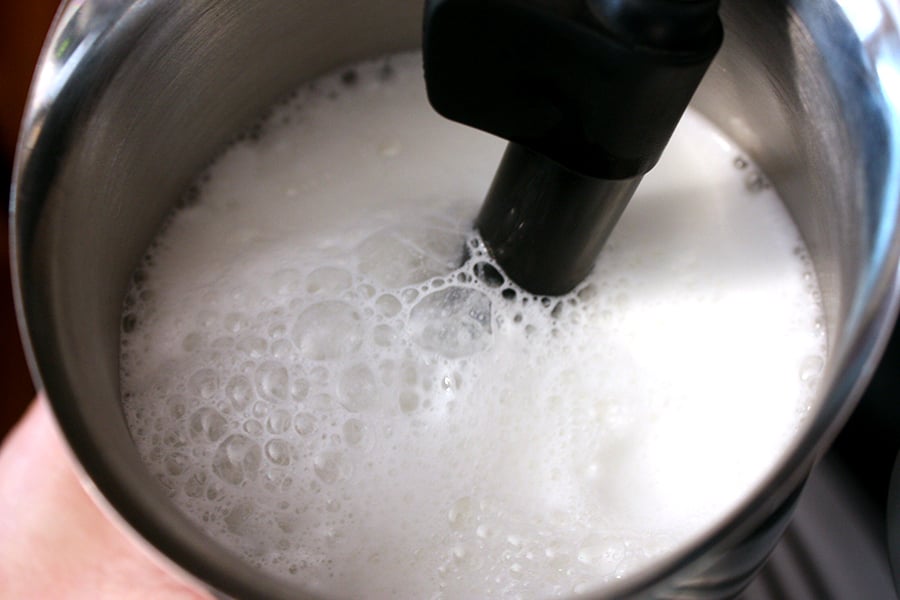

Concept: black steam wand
[[424, 0, 723, 296]]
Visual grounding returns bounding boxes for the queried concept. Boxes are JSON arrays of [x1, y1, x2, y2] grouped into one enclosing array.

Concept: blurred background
[[0, 1, 897, 595], [1, 1, 57, 436]]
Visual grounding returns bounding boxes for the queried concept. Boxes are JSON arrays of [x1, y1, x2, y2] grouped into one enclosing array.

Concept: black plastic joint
[[423, 0, 723, 180]]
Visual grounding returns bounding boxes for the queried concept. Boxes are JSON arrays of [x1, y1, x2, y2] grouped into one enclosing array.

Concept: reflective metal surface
[[10, 0, 900, 598], [888, 451, 900, 594], [742, 457, 897, 599]]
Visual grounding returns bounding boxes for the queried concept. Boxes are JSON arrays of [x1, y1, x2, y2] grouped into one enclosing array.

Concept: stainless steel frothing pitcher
[[10, 1, 900, 598]]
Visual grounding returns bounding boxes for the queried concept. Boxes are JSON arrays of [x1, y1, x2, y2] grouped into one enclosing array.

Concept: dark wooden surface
[[2, 1, 59, 439]]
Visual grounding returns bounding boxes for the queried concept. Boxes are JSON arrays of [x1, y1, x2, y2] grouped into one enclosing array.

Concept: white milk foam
[[120, 53, 827, 598]]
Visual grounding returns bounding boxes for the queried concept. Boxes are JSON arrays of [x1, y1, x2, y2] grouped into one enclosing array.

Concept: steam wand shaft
[[424, 0, 723, 295], [478, 144, 640, 296]]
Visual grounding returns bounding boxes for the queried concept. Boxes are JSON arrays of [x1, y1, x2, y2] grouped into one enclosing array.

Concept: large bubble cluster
[[121, 198, 609, 591]]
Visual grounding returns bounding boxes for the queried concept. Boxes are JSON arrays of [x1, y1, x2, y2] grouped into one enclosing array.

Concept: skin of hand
[[0, 396, 213, 600]]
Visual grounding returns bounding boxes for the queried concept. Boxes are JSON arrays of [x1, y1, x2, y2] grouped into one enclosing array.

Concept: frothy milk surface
[[120, 53, 826, 598]]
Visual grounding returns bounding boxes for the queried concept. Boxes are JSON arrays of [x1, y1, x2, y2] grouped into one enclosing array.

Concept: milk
[[119, 52, 826, 598]]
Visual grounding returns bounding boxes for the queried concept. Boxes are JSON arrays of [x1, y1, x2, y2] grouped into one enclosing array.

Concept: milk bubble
[[289, 377, 309, 402], [188, 368, 219, 400], [236, 335, 267, 359], [184, 471, 207, 498], [213, 434, 262, 485], [165, 394, 188, 420], [265, 439, 293, 466], [255, 361, 289, 402], [188, 407, 227, 443], [271, 338, 292, 360], [243, 419, 263, 437], [292, 301, 363, 360], [266, 409, 292, 435], [164, 452, 190, 477], [448, 496, 475, 532], [375, 293, 402, 317], [294, 412, 317, 436], [225, 375, 254, 410], [342, 418, 367, 446], [337, 364, 376, 412], [224, 502, 256, 536], [409, 287, 492, 358], [357, 225, 463, 288], [119, 52, 827, 599]]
